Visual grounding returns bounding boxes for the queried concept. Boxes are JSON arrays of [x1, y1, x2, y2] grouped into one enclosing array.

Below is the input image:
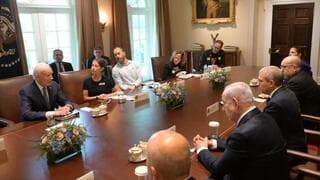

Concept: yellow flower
[[79, 127, 86, 134], [56, 132, 64, 141], [41, 136, 48, 144], [73, 128, 79, 136]]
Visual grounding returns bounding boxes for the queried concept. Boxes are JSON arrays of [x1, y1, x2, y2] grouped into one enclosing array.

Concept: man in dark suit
[[193, 82, 288, 180], [259, 66, 307, 166], [20, 63, 73, 121], [281, 56, 320, 116], [85, 47, 111, 69], [49, 49, 73, 83], [147, 130, 193, 180], [200, 40, 225, 72]]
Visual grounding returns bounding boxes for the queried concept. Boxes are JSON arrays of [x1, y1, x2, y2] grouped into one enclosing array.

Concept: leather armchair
[[0, 75, 33, 123], [151, 55, 170, 82], [59, 69, 91, 105]]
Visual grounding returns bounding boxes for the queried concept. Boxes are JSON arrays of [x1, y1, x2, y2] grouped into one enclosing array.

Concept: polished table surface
[[0, 66, 264, 179]]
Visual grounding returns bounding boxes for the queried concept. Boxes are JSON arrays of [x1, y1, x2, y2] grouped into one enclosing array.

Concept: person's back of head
[[259, 66, 283, 87], [147, 130, 191, 180]]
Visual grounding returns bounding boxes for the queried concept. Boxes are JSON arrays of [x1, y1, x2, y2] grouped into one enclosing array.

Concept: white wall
[[169, 0, 257, 65]]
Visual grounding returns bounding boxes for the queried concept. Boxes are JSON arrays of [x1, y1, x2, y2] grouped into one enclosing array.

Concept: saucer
[[249, 82, 259, 87], [129, 154, 146, 163], [92, 111, 108, 118]]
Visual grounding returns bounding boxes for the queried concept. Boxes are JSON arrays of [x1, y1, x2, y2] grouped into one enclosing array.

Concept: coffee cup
[[91, 108, 100, 116], [128, 145, 142, 162]]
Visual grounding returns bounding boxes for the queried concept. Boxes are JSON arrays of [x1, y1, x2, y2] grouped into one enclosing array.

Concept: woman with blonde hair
[[162, 50, 186, 80]]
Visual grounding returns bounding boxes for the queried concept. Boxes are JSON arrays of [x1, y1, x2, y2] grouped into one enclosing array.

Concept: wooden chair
[[59, 69, 91, 105], [151, 55, 170, 82], [0, 75, 33, 123], [287, 114, 320, 179]]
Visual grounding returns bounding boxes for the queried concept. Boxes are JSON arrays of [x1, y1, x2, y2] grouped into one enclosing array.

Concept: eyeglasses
[[280, 64, 293, 69]]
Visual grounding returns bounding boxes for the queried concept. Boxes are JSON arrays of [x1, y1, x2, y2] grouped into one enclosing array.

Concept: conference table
[[0, 66, 264, 179]]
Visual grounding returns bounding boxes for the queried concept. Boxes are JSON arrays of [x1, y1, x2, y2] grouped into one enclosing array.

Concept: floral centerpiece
[[159, 82, 186, 110], [209, 68, 228, 90], [39, 122, 88, 164]]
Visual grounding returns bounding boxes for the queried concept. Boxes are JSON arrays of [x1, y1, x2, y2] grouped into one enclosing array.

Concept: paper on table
[[110, 95, 135, 101], [253, 97, 266, 103]]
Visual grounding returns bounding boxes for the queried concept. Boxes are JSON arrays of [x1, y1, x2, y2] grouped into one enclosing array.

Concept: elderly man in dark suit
[[49, 49, 73, 83], [259, 66, 307, 166], [281, 56, 320, 116], [20, 63, 73, 121], [193, 82, 288, 180]]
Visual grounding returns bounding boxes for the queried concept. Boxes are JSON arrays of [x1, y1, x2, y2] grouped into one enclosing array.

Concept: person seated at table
[[200, 40, 225, 72], [112, 47, 143, 90], [281, 56, 320, 116], [162, 50, 186, 80], [193, 82, 288, 180], [258, 66, 307, 167], [83, 58, 121, 101], [289, 46, 312, 76], [19, 63, 73, 121], [147, 130, 194, 180], [84, 47, 111, 69]]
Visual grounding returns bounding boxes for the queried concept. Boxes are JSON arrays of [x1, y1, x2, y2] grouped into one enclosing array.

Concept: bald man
[[147, 130, 192, 180], [259, 66, 306, 166], [112, 47, 143, 90], [281, 56, 320, 116], [193, 82, 288, 179], [19, 63, 73, 121]]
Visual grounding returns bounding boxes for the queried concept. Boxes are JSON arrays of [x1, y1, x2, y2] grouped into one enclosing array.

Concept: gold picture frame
[[192, 0, 235, 24]]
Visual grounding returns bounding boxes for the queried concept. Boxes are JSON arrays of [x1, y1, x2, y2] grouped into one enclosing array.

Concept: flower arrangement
[[209, 68, 228, 89], [159, 82, 186, 109], [39, 122, 88, 163]]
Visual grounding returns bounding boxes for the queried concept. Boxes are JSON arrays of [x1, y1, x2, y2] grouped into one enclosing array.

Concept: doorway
[[270, 3, 314, 67]]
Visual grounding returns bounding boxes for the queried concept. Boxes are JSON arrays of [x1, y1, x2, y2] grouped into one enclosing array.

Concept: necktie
[[42, 87, 50, 109], [58, 62, 64, 72]]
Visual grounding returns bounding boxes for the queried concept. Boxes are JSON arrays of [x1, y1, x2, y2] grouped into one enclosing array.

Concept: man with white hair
[[19, 63, 73, 120], [259, 66, 307, 166], [193, 82, 288, 179], [147, 130, 193, 180]]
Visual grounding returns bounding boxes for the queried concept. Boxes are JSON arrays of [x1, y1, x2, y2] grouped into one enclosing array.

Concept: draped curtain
[[75, 0, 103, 68], [109, 0, 131, 64], [156, 0, 172, 56]]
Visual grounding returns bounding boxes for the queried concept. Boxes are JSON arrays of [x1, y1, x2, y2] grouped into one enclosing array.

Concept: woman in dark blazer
[[162, 50, 186, 80]]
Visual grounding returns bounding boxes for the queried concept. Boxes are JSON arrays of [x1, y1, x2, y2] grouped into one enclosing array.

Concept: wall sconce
[[99, 10, 108, 32]]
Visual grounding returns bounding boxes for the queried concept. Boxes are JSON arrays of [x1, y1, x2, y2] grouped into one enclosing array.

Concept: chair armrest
[[287, 149, 320, 163], [292, 166, 320, 178], [301, 114, 320, 124], [304, 128, 320, 145]]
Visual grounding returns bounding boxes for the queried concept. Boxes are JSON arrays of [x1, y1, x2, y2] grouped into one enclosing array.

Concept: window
[[17, 0, 78, 74], [127, 0, 157, 81]]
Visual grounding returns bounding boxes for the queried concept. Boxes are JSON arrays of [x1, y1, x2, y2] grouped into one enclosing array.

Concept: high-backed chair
[[59, 69, 91, 105], [151, 55, 170, 82], [0, 75, 33, 123], [287, 114, 320, 179]]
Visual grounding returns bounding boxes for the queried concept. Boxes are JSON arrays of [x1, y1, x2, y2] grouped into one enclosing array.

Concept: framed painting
[[192, 0, 235, 24]]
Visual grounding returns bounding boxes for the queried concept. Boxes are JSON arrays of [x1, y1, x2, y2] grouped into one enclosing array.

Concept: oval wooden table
[[0, 66, 264, 179]]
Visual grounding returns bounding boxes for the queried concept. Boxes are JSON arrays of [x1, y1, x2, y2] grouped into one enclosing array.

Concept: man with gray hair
[[259, 66, 307, 166], [281, 56, 320, 116], [19, 63, 73, 120], [193, 82, 288, 179], [147, 130, 193, 180]]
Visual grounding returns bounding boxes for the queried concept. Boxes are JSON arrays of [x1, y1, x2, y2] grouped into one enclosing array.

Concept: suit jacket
[[49, 62, 74, 83], [19, 80, 71, 121], [264, 87, 307, 152], [286, 70, 320, 116], [198, 108, 288, 180]]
